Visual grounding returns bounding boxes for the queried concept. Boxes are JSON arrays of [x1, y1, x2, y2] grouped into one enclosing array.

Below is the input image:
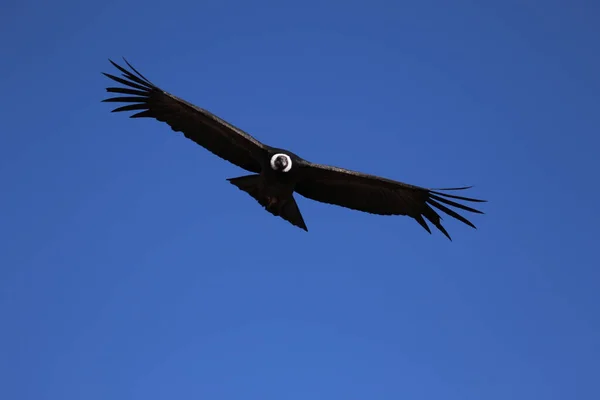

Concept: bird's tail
[[227, 174, 308, 231]]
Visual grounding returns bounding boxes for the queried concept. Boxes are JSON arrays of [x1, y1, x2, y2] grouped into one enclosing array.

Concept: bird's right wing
[[295, 161, 486, 240], [102, 59, 267, 173]]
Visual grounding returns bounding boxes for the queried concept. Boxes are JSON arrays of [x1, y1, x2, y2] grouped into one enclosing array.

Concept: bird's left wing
[[295, 161, 486, 240], [102, 59, 267, 173]]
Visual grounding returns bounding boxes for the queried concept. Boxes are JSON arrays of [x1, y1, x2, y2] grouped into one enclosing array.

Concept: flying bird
[[101, 58, 486, 239]]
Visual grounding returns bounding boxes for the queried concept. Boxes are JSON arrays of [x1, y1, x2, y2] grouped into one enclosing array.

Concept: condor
[[102, 59, 486, 239]]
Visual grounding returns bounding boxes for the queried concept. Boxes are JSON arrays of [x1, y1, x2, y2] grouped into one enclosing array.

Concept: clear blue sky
[[1, 1, 598, 399]]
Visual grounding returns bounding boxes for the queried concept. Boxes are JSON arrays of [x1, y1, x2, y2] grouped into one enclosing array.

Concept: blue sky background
[[1, 1, 599, 399]]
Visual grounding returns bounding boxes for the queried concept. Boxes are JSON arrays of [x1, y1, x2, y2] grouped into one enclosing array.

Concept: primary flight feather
[[102, 58, 486, 239]]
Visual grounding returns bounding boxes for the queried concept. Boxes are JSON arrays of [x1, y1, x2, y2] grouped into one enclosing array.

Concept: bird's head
[[270, 153, 292, 172]]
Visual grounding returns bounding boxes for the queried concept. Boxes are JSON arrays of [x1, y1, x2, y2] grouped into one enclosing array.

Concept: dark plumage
[[102, 58, 486, 239]]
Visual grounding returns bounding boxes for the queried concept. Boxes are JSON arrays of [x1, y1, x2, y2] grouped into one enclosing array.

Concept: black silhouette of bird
[[101, 59, 486, 239]]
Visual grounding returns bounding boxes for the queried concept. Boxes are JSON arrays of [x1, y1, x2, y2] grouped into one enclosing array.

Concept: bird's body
[[102, 59, 486, 239], [228, 148, 310, 230]]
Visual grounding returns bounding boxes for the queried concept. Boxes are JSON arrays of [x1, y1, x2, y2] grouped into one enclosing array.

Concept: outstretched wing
[[295, 162, 486, 240], [102, 58, 267, 173]]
